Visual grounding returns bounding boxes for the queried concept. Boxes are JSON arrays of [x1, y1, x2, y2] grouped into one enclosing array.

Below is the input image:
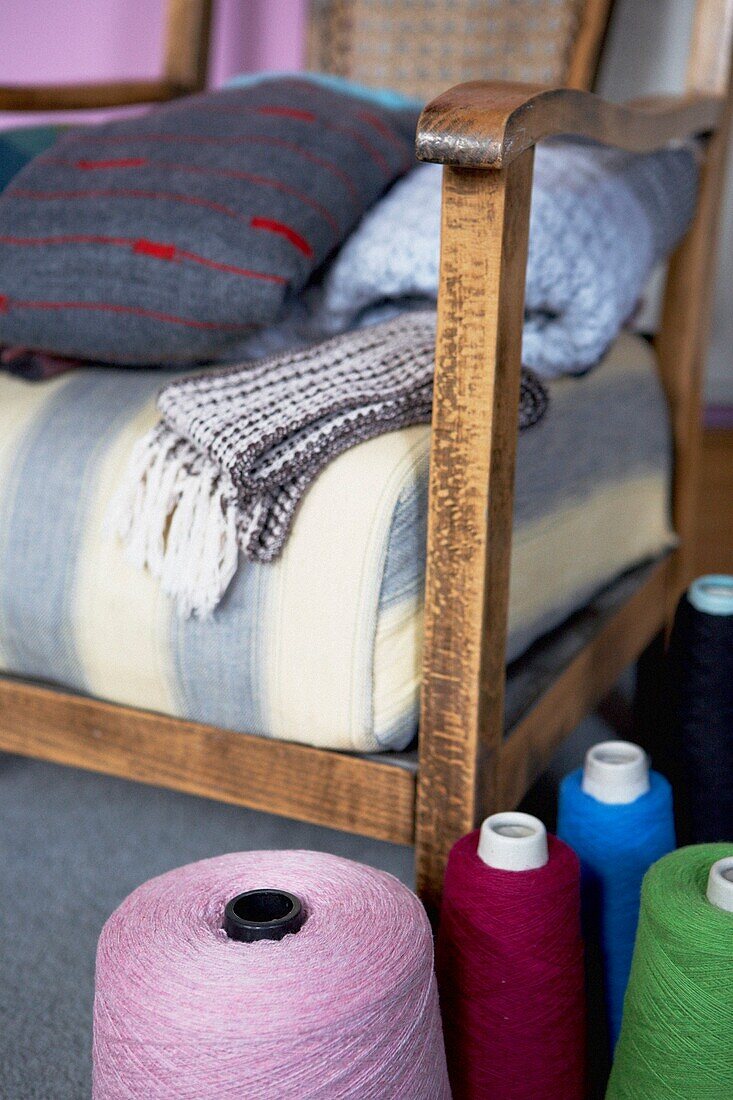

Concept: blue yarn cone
[[557, 768, 675, 1048]]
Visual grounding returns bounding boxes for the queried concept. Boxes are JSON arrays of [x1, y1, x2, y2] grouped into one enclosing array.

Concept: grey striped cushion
[[0, 77, 418, 364]]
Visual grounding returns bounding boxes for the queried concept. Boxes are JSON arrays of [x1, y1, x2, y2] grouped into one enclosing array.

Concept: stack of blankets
[[111, 313, 549, 615], [0, 77, 700, 617]]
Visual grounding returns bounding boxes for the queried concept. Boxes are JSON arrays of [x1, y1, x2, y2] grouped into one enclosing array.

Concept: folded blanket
[[320, 141, 700, 378], [112, 312, 548, 616]]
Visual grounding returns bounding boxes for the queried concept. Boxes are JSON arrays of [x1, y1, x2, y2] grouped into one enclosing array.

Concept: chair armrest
[[0, 79, 186, 113], [417, 81, 723, 168]]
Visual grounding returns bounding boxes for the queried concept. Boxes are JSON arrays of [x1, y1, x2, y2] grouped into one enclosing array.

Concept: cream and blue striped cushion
[[0, 332, 674, 752]]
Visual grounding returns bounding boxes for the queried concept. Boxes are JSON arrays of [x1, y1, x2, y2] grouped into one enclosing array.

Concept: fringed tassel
[[107, 425, 239, 618]]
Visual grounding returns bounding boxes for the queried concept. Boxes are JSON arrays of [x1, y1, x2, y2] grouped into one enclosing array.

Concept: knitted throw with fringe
[[111, 312, 548, 617]]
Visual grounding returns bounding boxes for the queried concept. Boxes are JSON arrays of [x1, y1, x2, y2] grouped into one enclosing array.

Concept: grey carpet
[[0, 710, 616, 1098], [0, 754, 413, 1099]]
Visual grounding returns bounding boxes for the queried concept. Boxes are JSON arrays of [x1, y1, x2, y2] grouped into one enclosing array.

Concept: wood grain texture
[[565, 0, 614, 90], [0, 80, 185, 112], [0, 679, 416, 846], [0, 0, 212, 113], [497, 560, 669, 808], [416, 83, 723, 169], [688, 0, 733, 96], [415, 152, 534, 914], [655, 0, 733, 612], [163, 0, 213, 93], [695, 429, 733, 575]]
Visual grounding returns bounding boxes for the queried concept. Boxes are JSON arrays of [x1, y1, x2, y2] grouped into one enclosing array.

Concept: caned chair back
[[306, 0, 614, 100]]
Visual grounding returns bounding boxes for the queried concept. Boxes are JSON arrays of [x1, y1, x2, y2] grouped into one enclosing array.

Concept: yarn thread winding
[[607, 844, 733, 1099], [437, 830, 585, 1099], [557, 766, 675, 1047], [668, 576, 733, 842], [92, 850, 450, 1099]]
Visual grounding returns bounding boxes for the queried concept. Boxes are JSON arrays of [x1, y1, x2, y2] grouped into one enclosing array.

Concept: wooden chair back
[[1, 0, 611, 112], [0, 0, 213, 112], [307, 0, 613, 99]]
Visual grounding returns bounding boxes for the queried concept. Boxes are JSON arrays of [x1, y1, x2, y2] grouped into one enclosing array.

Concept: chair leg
[[414, 825, 449, 925], [414, 758, 475, 923], [414, 155, 535, 923], [414, 738, 503, 923]]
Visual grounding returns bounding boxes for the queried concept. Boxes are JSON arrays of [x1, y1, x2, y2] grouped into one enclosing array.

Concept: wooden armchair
[[0, 0, 213, 111], [0, 0, 731, 914]]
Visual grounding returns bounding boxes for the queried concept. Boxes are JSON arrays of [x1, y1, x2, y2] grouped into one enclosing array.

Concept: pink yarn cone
[[93, 850, 450, 1099]]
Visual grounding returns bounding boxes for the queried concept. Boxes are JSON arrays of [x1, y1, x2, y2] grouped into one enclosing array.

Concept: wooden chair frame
[[0, 0, 731, 912], [0, 0, 213, 111]]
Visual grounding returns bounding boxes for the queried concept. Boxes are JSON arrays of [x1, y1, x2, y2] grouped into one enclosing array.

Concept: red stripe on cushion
[[133, 238, 176, 259], [0, 234, 286, 284], [0, 296, 256, 331], [66, 134, 227, 144], [325, 123, 393, 176], [62, 133, 362, 200], [0, 233, 130, 247], [247, 136, 360, 200], [76, 157, 149, 170], [40, 158, 342, 235], [211, 79, 407, 177], [173, 247, 287, 280], [190, 91, 410, 174], [8, 187, 254, 226], [355, 109, 415, 169], [250, 217, 313, 258], [137, 162, 341, 235], [65, 127, 391, 184], [257, 106, 317, 121]]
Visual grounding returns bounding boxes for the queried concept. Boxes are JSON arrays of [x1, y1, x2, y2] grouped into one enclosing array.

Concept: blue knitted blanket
[[320, 140, 700, 378]]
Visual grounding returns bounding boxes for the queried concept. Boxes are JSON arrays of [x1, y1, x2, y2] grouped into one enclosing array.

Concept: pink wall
[[211, 0, 308, 81], [0, 0, 307, 127]]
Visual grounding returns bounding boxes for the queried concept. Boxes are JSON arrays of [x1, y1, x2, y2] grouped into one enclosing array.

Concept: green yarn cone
[[607, 844, 733, 1099]]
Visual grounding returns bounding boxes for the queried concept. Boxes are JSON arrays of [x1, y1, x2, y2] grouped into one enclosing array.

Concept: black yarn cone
[[668, 590, 733, 843]]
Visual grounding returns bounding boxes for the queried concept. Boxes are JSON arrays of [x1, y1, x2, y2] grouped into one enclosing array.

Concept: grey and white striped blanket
[[112, 312, 548, 616]]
